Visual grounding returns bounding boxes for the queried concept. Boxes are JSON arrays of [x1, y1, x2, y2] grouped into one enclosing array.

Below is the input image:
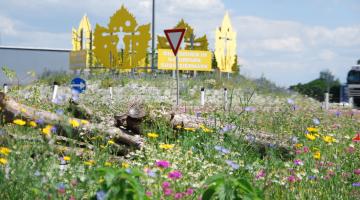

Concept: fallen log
[[0, 92, 143, 148], [148, 109, 293, 157]]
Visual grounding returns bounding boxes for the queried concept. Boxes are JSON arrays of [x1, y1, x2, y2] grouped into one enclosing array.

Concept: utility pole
[[151, 0, 156, 74]]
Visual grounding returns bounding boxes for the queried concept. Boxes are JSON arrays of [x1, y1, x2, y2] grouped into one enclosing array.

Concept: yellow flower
[[104, 162, 112, 167], [295, 143, 303, 148], [159, 144, 175, 150], [0, 147, 11, 156], [323, 135, 336, 144], [122, 162, 130, 168], [147, 133, 159, 139], [313, 151, 321, 159], [108, 140, 115, 145], [69, 119, 80, 128], [175, 125, 182, 129], [0, 158, 8, 165], [13, 119, 26, 126], [84, 160, 95, 166], [20, 108, 27, 113], [202, 127, 213, 133], [28, 121, 37, 127], [305, 134, 316, 141], [80, 120, 89, 125], [42, 125, 53, 136], [184, 127, 196, 132], [307, 127, 319, 134], [63, 156, 71, 161]]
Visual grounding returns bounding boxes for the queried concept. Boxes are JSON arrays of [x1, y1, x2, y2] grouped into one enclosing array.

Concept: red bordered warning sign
[[164, 28, 186, 56]]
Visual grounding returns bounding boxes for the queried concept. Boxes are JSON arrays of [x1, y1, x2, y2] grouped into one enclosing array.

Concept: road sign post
[[164, 28, 186, 106]]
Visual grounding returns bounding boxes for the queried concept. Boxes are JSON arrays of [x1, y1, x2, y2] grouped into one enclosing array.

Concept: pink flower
[[164, 188, 172, 196], [354, 169, 360, 175], [156, 160, 171, 168], [69, 196, 76, 200], [168, 170, 182, 180], [255, 169, 266, 179], [185, 188, 194, 195], [288, 175, 296, 183], [174, 193, 184, 199], [303, 146, 310, 153], [346, 146, 356, 154], [162, 181, 171, 189], [146, 191, 152, 197], [295, 150, 302, 154]]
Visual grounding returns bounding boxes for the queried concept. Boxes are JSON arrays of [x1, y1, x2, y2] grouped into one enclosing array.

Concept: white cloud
[[0, 15, 17, 35]]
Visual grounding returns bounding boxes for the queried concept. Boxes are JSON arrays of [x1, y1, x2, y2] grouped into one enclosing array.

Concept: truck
[[346, 60, 360, 106]]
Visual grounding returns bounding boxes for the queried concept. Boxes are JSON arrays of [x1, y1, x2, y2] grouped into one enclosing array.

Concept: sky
[[0, 0, 359, 86]]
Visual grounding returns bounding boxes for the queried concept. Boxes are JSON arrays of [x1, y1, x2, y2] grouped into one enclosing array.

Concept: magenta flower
[[354, 169, 360, 175], [156, 160, 171, 168], [303, 146, 310, 153], [162, 181, 171, 189], [164, 188, 172, 196], [168, 170, 182, 180], [255, 169, 266, 179], [146, 191, 152, 197], [294, 159, 303, 166], [174, 193, 184, 199], [185, 188, 194, 195], [346, 146, 355, 154], [288, 175, 296, 183]]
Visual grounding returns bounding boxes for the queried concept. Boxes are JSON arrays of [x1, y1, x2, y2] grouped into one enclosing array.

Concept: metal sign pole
[[176, 55, 179, 106]]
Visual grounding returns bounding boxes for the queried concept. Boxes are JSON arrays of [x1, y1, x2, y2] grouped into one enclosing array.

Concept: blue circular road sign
[[71, 77, 86, 93]]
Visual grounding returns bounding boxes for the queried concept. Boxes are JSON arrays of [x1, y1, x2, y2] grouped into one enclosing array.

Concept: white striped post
[[201, 87, 205, 106]]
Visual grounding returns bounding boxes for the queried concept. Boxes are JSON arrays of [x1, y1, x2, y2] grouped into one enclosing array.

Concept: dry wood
[[0, 92, 143, 148]]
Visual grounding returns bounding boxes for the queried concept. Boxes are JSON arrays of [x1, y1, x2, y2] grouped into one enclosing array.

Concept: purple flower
[[146, 168, 156, 177], [221, 124, 236, 133], [335, 111, 341, 117], [162, 181, 171, 189], [287, 98, 294, 105], [352, 182, 360, 187], [308, 175, 316, 180], [156, 160, 171, 168], [214, 146, 230, 154], [225, 160, 240, 170], [35, 118, 44, 125], [245, 106, 255, 112], [245, 134, 256, 143], [96, 190, 107, 200], [294, 159, 304, 166], [56, 109, 64, 115], [57, 183, 66, 194], [51, 126, 57, 133], [168, 170, 182, 180]]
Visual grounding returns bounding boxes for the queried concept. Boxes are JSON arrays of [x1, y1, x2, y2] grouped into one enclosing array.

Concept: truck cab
[[347, 64, 360, 106]]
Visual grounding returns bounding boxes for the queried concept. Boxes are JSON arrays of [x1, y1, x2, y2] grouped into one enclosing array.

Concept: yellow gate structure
[[93, 5, 151, 72], [71, 15, 94, 69], [215, 12, 237, 73]]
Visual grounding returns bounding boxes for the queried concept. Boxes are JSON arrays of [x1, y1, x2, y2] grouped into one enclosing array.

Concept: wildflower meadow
[[0, 74, 360, 200]]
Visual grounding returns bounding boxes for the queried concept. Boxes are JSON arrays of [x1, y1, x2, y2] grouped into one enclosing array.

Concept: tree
[[231, 55, 240, 74], [289, 69, 340, 102], [211, 51, 218, 70]]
